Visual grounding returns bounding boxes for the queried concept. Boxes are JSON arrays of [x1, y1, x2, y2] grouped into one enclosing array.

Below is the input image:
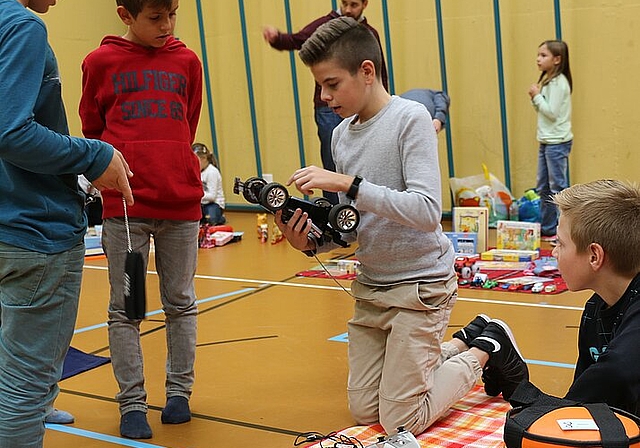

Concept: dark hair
[[538, 40, 573, 92], [299, 16, 382, 79], [116, 0, 175, 18], [192, 143, 218, 168]]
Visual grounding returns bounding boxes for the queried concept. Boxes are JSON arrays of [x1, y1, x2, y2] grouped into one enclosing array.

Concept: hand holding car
[[274, 209, 314, 252], [288, 165, 352, 197]]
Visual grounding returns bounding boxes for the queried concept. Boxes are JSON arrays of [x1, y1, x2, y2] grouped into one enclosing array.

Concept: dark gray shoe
[[120, 410, 152, 439], [161, 396, 191, 424]]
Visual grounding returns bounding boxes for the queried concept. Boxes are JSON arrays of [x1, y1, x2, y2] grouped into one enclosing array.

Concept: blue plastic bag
[[517, 190, 541, 223]]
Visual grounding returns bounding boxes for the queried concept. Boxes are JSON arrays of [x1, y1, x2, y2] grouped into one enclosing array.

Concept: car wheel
[[260, 182, 289, 212], [329, 204, 360, 232], [243, 177, 267, 204]]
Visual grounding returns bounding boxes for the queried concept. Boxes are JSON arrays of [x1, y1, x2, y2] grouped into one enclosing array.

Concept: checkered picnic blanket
[[304, 385, 509, 447]]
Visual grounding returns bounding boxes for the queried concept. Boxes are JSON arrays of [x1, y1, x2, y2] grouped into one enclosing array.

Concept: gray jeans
[[347, 276, 482, 435], [103, 218, 199, 414]]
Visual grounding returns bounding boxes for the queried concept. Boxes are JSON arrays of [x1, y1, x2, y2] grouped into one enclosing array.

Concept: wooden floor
[[45, 211, 591, 447]]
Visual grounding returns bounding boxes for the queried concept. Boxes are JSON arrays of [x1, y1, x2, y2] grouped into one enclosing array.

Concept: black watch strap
[[347, 175, 362, 200]]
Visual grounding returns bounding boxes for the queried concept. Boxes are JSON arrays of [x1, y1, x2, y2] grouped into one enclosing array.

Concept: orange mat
[[304, 385, 509, 447]]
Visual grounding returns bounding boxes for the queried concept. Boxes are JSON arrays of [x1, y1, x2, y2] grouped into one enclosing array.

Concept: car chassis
[[233, 177, 360, 248]]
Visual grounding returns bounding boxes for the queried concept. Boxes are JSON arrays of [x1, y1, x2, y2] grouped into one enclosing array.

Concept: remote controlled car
[[233, 176, 360, 248]]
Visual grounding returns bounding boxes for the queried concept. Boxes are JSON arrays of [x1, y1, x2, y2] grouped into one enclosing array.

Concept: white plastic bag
[[449, 164, 514, 227]]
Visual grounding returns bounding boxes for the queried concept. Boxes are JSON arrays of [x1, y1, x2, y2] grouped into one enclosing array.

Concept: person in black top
[[551, 179, 640, 415], [478, 180, 640, 414]]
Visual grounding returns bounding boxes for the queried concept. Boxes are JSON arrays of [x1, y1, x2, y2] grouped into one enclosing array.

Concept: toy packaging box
[[445, 232, 478, 255], [481, 249, 539, 262], [452, 207, 489, 252], [496, 220, 541, 251]]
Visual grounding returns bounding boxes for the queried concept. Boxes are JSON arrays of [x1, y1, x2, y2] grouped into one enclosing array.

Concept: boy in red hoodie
[[79, 0, 202, 439]]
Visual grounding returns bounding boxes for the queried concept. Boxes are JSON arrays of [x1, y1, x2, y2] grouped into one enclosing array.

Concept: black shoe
[[481, 365, 502, 397], [470, 319, 529, 400], [452, 314, 490, 347]]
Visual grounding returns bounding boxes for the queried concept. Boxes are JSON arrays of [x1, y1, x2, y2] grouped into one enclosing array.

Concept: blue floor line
[[46, 424, 165, 447], [329, 332, 576, 369], [524, 359, 575, 369], [73, 288, 256, 335]]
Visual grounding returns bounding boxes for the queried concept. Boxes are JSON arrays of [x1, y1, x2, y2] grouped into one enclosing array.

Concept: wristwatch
[[347, 175, 363, 201]]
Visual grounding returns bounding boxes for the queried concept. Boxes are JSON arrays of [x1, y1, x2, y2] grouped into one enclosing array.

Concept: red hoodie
[[80, 35, 203, 220]]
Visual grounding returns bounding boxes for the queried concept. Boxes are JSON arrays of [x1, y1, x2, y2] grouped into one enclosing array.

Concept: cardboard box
[[445, 232, 478, 255], [481, 249, 539, 262], [452, 207, 489, 253]]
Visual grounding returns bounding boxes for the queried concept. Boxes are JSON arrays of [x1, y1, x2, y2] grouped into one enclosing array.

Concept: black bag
[[122, 198, 146, 320], [504, 381, 640, 448], [124, 250, 146, 320]]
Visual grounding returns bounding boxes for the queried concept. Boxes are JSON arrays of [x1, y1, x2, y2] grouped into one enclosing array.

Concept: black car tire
[[328, 204, 359, 232], [243, 177, 267, 204], [260, 182, 289, 212]]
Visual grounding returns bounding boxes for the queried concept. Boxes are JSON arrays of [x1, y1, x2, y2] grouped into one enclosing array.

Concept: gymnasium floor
[[45, 211, 590, 448]]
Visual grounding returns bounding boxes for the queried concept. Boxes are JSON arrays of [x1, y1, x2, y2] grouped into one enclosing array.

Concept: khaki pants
[[347, 276, 482, 435]]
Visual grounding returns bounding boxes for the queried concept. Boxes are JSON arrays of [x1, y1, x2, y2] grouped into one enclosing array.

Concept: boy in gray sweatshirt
[[275, 17, 528, 436]]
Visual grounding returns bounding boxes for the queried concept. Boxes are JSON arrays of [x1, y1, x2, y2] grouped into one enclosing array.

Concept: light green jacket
[[532, 74, 572, 144]]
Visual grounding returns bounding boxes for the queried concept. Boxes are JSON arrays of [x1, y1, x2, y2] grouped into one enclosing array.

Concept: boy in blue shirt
[[0, 0, 132, 446]]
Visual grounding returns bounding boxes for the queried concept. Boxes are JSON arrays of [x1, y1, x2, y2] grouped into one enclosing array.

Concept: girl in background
[[529, 40, 573, 242], [193, 143, 226, 225]]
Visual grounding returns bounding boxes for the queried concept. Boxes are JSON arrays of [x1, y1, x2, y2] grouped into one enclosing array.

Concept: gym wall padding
[[44, 0, 640, 211]]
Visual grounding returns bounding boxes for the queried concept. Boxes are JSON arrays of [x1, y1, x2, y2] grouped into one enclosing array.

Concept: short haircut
[[299, 16, 382, 79], [116, 0, 174, 17], [553, 179, 640, 275]]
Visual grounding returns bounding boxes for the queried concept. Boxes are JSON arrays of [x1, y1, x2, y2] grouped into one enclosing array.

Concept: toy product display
[[496, 220, 541, 251], [481, 249, 540, 262], [256, 213, 269, 243], [454, 255, 480, 279], [234, 177, 360, 248], [271, 223, 284, 244], [198, 224, 239, 248], [445, 231, 478, 255], [452, 206, 489, 252]]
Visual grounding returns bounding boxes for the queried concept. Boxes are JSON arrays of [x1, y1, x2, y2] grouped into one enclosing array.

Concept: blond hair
[[552, 179, 640, 275]]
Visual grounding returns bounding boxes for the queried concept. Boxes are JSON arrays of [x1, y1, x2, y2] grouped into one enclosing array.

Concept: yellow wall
[[42, 0, 640, 210]]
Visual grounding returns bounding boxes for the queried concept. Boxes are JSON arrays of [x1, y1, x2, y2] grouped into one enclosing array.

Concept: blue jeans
[[102, 218, 199, 414], [0, 241, 84, 448], [314, 106, 344, 204], [201, 202, 225, 225], [536, 140, 572, 236]]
